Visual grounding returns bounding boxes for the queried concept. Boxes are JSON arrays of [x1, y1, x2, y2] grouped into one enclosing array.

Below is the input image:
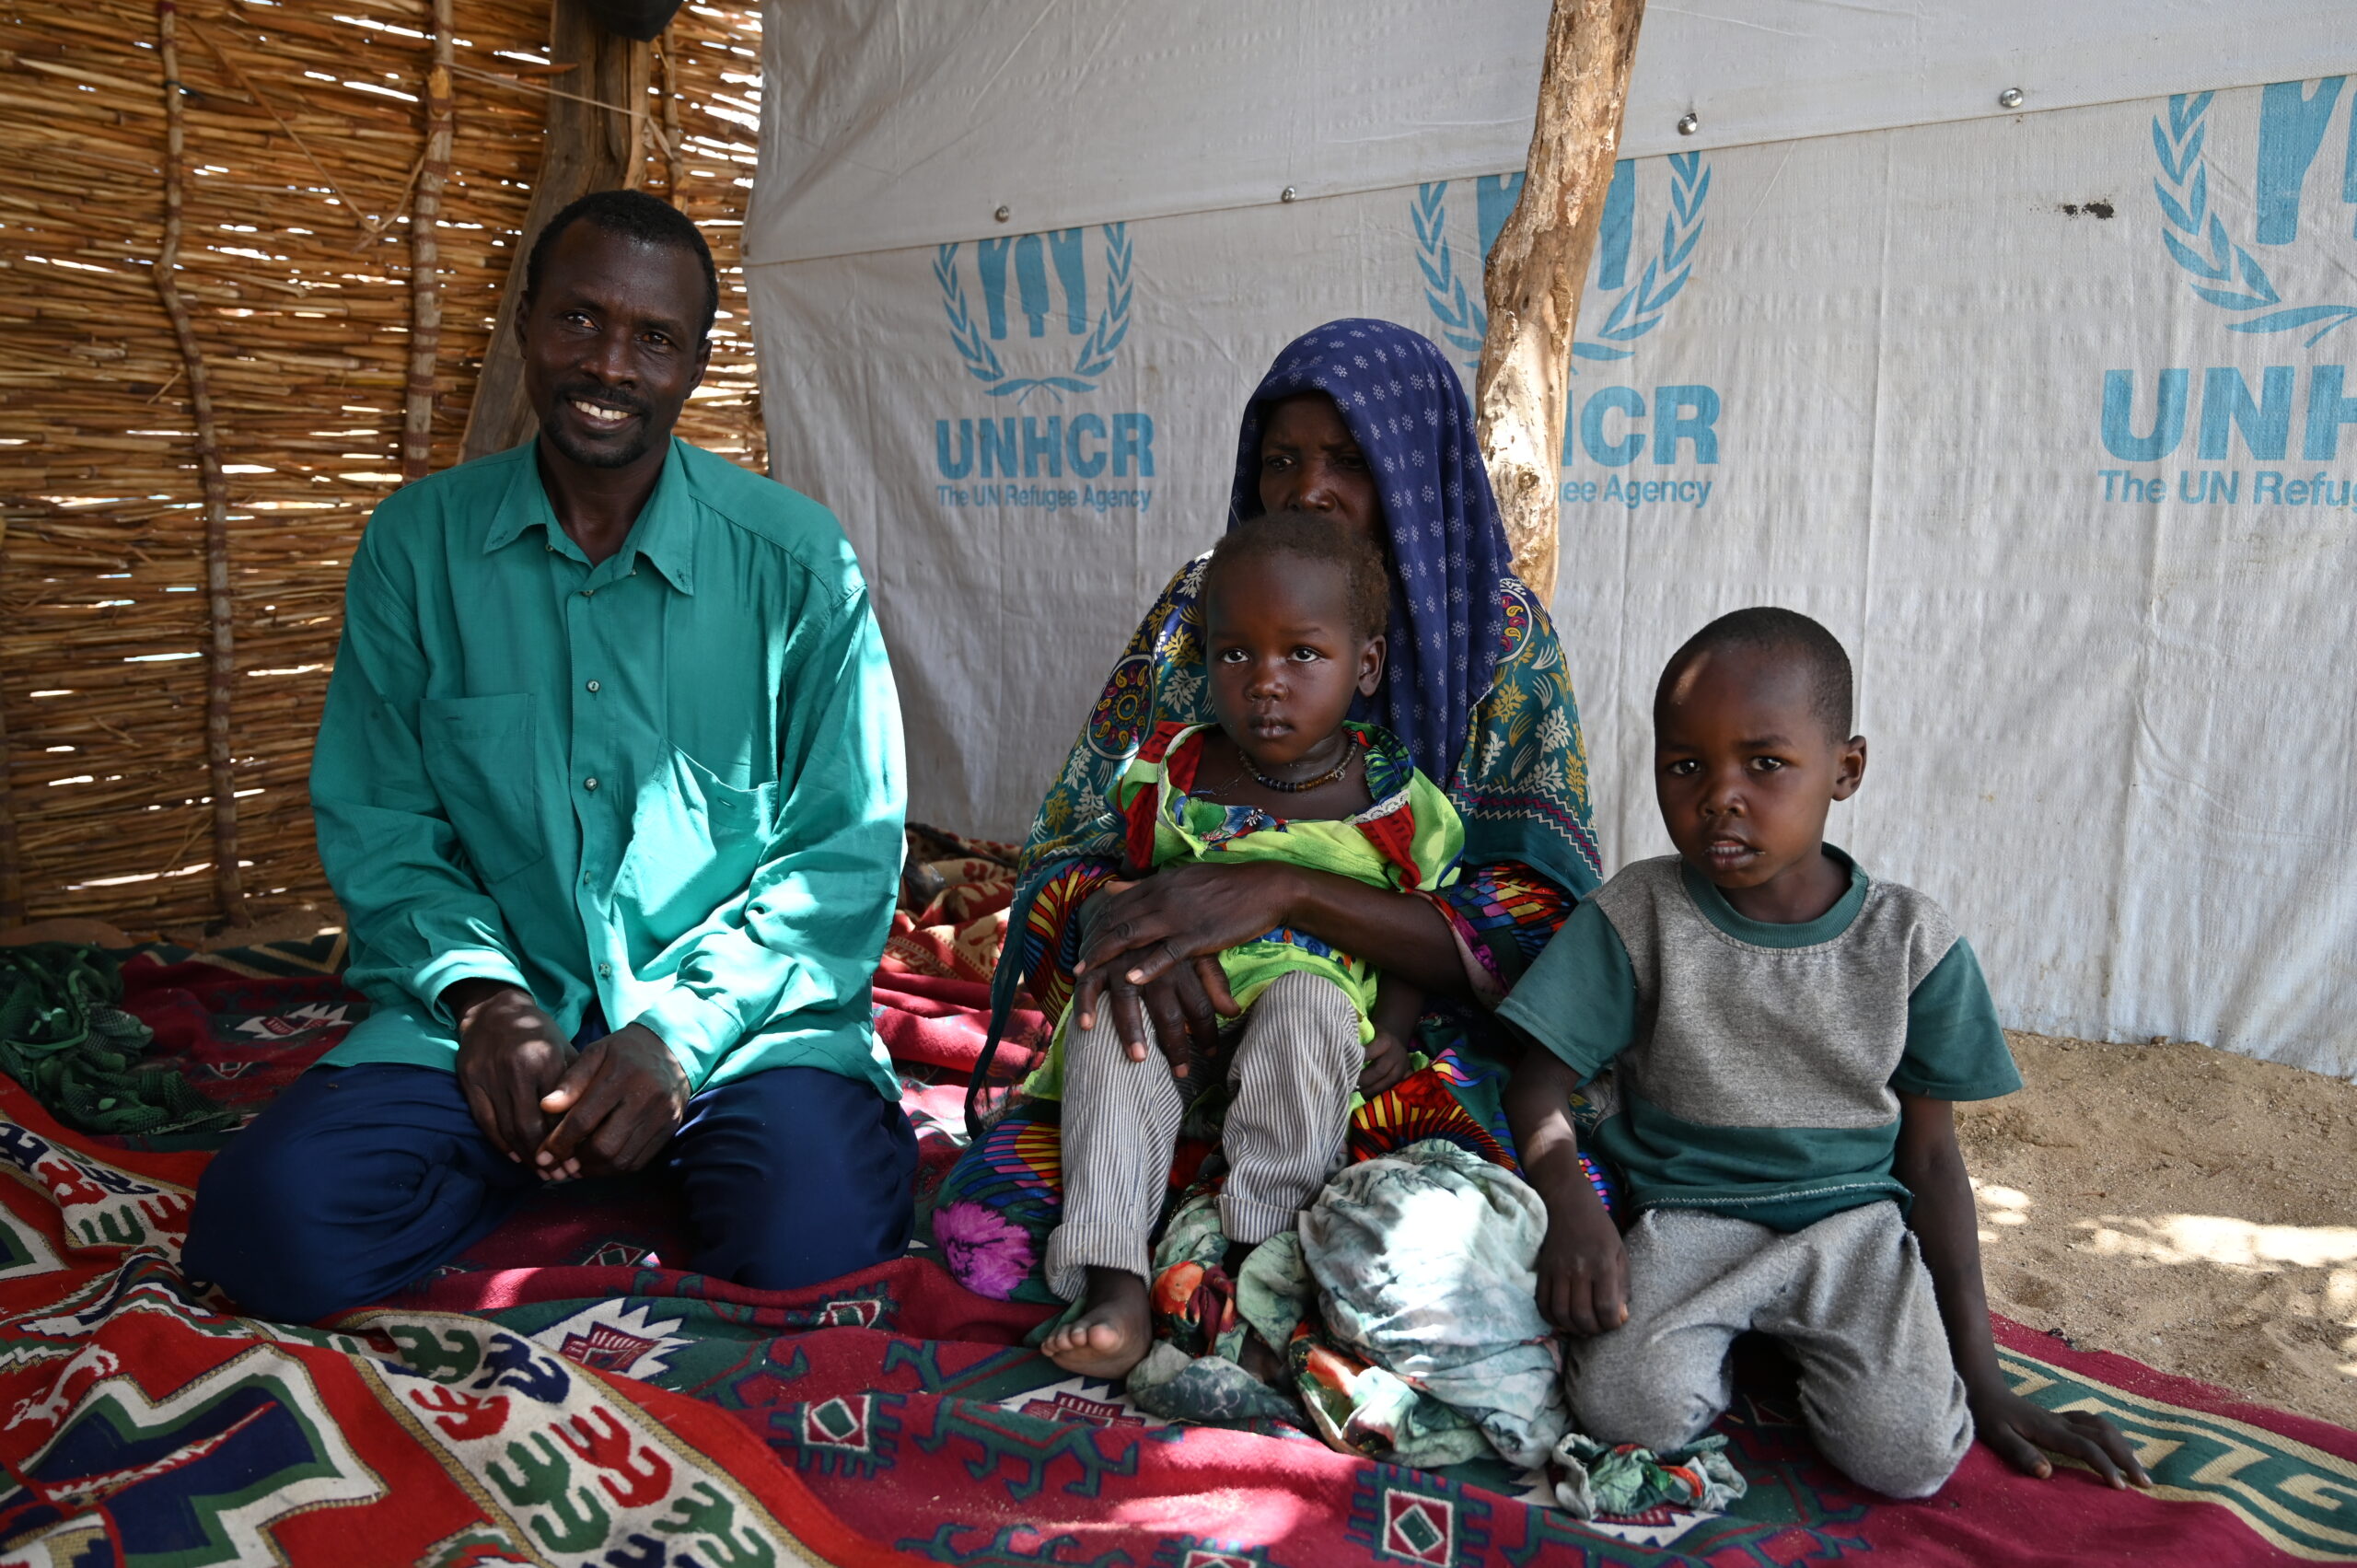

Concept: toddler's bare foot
[[1042, 1268, 1152, 1379]]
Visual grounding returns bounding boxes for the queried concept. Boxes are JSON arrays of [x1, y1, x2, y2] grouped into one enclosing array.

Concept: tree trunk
[[1473, 0, 1648, 603], [460, 0, 651, 461]]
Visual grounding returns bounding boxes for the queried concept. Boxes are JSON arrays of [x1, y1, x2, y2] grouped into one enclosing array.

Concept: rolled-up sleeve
[[633, 584, 906, 1086], [311, 534, 530, 1020]]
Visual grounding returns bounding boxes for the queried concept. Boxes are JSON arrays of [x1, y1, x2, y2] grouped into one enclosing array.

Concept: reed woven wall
[[0, 0, 768, 934]]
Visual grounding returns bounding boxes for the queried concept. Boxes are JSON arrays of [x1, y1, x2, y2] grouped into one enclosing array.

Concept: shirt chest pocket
[[616, 745, 778, 938], [419, 693, 546, 886]]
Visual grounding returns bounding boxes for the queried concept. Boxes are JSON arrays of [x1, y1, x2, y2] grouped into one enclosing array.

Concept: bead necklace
[[1241, 743, 1354, 794]]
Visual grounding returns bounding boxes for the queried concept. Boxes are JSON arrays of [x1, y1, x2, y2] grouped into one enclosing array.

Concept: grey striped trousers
[[1045, 968, 1364, 1302]]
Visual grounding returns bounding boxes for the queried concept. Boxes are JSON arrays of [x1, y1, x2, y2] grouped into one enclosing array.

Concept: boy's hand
[[1534, 1184, 1629, 1336], [1358, 1030, 1412, 1096], [1893, 1093, 2151, 1493], [1970, 1385, 2152, 1489]]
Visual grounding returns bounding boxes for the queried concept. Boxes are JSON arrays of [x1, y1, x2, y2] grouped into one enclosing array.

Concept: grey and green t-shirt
[[1496, 848, 2019, 1232]]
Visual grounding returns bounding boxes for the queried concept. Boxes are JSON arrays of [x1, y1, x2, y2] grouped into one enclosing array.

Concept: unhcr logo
[[2099, 80, 2357, 496], [935, 225, 1132, 400], [2148, 84, 2357, 348], [930, 223, 1156, 513], [1415, 156, 1724, 506], [1414, 153, 1709, 370]]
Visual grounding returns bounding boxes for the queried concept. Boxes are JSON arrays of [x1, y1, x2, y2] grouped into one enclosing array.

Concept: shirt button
[[586, 679, 600, 693], [598, 962, 612, 977], [581, 588, 596, 598], [584, 776, 599, 792]]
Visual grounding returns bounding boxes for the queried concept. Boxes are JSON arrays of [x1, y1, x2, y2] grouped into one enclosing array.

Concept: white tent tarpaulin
[[745, 3, 2357, 1078]]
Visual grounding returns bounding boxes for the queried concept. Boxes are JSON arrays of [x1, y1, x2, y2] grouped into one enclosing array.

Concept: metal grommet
[[1998, 87, 2025, 109], [1676, 111, 1700, 135], [1281, 185, 1298, 203], [993, 204, 1010, 223]]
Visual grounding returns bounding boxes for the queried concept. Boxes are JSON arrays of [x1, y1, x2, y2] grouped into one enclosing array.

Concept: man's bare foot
[[1042, 1268, 1152, 1379]]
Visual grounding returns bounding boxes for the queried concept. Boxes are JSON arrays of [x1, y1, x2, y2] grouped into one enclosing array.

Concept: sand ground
[[1960, 1031, 2357, 1430], [6, 918, 2352, 1428]]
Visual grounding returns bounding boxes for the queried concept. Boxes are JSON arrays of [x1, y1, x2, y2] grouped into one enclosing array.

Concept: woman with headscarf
[[931, 319, 1604, 1316]]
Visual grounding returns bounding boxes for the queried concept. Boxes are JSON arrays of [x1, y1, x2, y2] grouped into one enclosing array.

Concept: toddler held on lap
[[1501, 608, 2152, 1498], [1039, 511, 1462, 1378]]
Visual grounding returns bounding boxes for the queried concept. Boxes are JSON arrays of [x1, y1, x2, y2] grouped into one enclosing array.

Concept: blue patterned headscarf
[[1227, 319, 1513, 786]]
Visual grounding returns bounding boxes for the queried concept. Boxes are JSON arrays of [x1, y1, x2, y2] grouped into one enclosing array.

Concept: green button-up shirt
[[312, 437, 906, 1099]]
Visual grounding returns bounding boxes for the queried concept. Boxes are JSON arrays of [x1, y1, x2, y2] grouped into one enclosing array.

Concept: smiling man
[[183, 191, 913, 1322]]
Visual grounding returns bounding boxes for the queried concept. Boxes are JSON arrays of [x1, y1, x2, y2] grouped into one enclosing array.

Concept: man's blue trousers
[[182, 1059, 918, 1323]]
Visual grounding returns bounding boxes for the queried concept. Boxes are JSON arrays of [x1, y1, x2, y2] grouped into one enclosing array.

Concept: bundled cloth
[[1123, 1139, 1747, 1517], [1298, 1141, 1574, 1469], [1550, 1431, 1747, 1520], [0, 945, 233, 1136]]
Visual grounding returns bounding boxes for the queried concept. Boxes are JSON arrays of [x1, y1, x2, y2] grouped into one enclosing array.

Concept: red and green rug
[[0, 944, 2348, 1565]]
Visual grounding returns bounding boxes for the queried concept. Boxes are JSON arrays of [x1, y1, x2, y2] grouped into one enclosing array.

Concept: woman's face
[[1257, 393, 1381, 542]]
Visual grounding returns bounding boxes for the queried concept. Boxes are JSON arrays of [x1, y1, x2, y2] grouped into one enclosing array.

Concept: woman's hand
[[1071, 865, 1295, 1065]]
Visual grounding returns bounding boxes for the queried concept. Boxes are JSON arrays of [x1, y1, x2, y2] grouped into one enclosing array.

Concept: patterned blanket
[[0, 930, 2351, 1563]]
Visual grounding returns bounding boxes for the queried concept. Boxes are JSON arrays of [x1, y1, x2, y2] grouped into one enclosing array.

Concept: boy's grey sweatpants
[[1046, 969, 1361, 1302], [1566, 1201, 1972, 1499]]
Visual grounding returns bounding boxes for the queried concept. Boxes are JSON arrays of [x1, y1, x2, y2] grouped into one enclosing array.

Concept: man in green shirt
[[183, 191, 912, 1323]]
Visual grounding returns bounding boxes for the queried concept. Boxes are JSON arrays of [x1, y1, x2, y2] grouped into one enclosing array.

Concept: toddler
[[1039, 510, 1461, 1377]]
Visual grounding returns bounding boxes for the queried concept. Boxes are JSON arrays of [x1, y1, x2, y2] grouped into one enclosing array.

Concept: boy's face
[[1655, 650, 1866, 903], [1204, 556, 1384, 774]]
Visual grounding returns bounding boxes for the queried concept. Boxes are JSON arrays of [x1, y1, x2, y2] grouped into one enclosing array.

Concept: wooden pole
[[155, 0, 249, 929], [402, 0, 458, 482], [460, 0, 652, 462], [660, 21, 682, 197], [621, 25, 650, 193], [0, 520, 18, 927], [1473, 0, 1648, 603]]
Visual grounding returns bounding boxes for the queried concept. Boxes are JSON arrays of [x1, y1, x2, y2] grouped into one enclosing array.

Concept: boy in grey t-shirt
[[1499, 608, 2150, 1498]]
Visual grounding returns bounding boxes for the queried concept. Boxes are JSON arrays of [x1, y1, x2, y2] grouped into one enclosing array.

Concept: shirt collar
[[482, 437, 698, 594], [1679, 843, 1869, 949]]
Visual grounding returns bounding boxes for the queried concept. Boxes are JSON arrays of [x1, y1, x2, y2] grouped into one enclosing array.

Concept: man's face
[[1654, 652, 1864, 898], [519, 221, 710, 470]]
